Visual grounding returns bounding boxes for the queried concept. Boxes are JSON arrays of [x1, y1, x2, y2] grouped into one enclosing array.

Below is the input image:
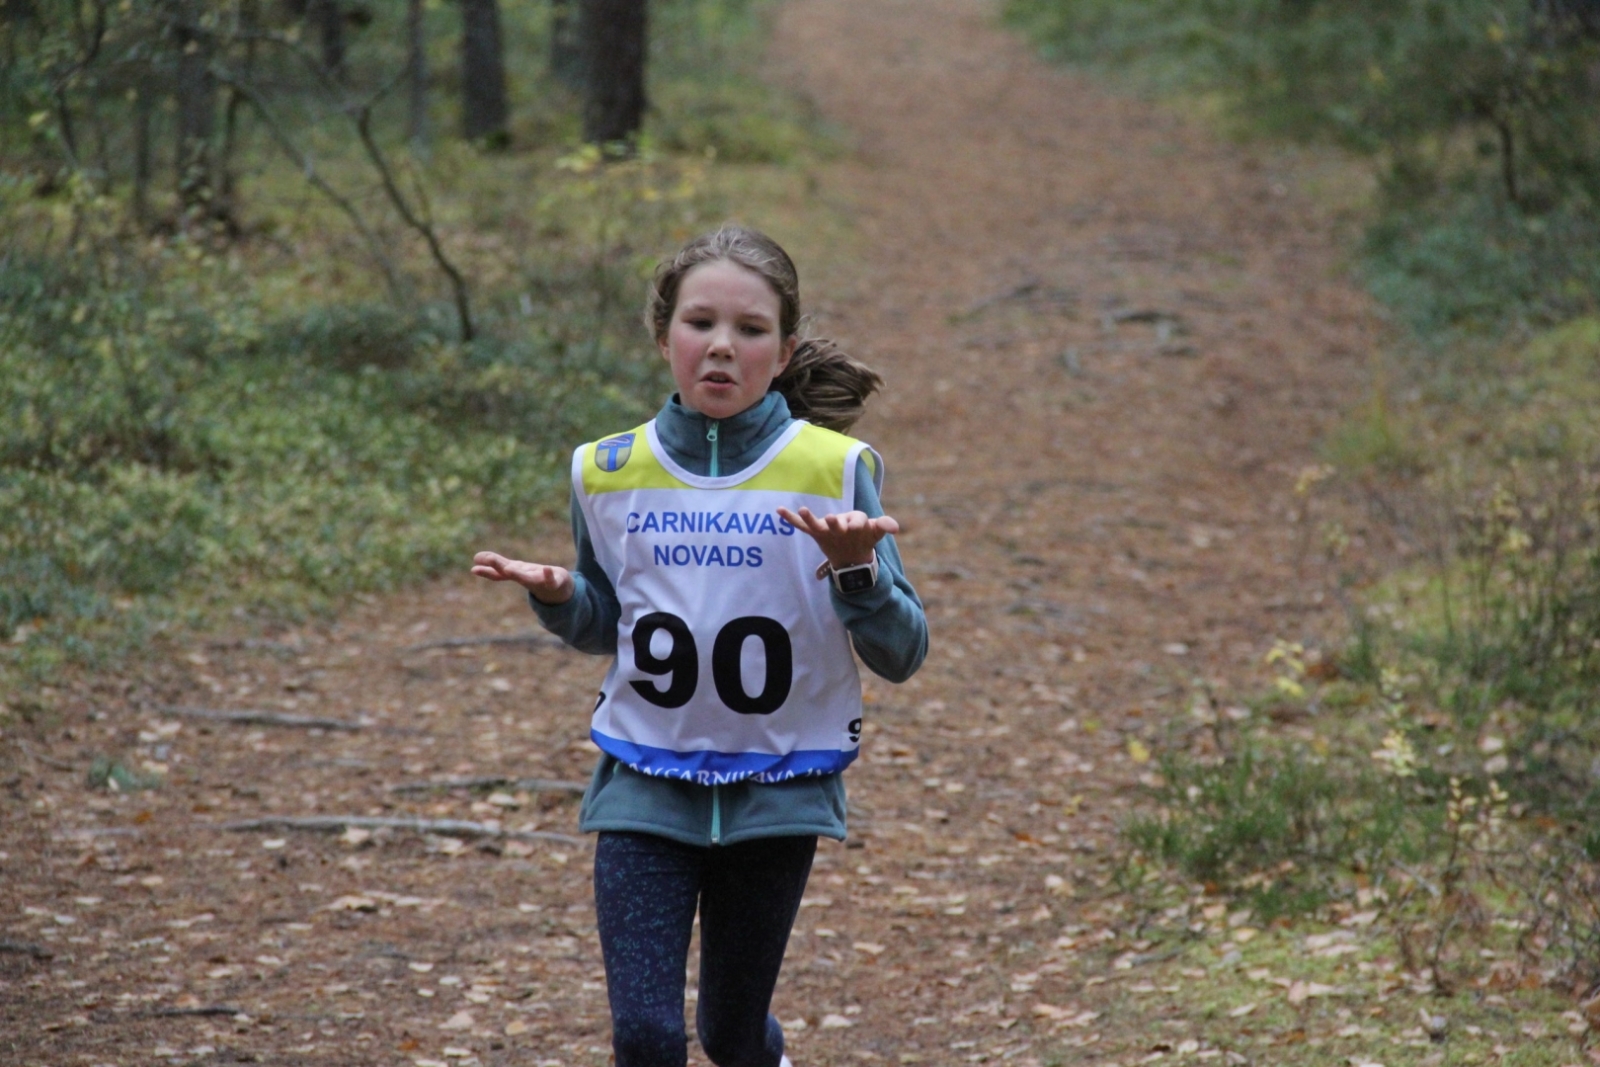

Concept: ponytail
[[774, 337, 884, 434]]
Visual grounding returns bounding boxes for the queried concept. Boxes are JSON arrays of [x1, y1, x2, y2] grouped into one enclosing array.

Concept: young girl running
[[471, 224, 928, 1067]]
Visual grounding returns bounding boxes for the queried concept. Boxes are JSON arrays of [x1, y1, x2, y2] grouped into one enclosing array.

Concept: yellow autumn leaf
[[1127, 739, 1151, 764]]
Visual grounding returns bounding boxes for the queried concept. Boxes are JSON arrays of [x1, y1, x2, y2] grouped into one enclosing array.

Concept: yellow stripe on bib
[[581, 421, 863, 498], [738, 424, 859, 496]]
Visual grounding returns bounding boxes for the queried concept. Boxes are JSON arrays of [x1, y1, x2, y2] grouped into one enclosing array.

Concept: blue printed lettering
[[627, 512, 641, 533], [671, 545, 691, 566], [747, 546, 763, 567], [662, 512, 679, 533], [653, 545, 671, 566], [641, 512, 661, 533], [705, 546, 724, 566]]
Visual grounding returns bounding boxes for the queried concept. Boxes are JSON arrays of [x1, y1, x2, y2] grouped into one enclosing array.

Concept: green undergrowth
[[1319, 316, 1600, 827], [1125, 739, 1435, 917]]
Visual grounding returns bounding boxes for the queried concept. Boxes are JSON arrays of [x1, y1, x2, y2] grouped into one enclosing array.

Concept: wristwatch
[[814, 552, 879, 594]]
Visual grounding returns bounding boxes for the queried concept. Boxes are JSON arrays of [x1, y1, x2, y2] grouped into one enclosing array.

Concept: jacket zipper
[[707, 417, 723, 845]]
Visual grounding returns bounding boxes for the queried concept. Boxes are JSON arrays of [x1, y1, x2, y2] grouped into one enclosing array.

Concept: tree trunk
[[308, 0, 345, 80], [133, 81, 154, 225], [173, 0, 215, 214], [1535, 0, 1600, 37], [459, 0, 509, 146], [408, 0, 428, 146], [215, 0, 258, 229], [549, 0, 583, 90], [581, 0, 646, 147]]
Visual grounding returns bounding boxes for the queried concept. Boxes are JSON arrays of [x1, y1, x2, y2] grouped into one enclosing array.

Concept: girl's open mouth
[[703, 372, 734, 385]]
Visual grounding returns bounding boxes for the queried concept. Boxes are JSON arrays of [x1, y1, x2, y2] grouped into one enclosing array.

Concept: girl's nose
[[707, 327, 736, 356]]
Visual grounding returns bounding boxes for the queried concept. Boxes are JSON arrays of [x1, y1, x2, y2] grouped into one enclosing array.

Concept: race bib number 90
[[630, 612, 794, 716]]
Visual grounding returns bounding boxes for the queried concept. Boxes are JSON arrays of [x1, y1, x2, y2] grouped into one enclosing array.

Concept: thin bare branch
[[387, 776, 587, 795], [217, 815, 585, 846], [404, 632, 567, 653], [0, 940, 53, 959], [145, 1005, 244, 1018], [352, 102, 474, 342], [209, 69, 406, 304], [158, 706, 366, 731], [17, 742, 76, 772]]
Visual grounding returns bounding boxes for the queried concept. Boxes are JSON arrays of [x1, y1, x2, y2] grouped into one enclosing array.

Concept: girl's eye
[[740, 324, 768, 336]]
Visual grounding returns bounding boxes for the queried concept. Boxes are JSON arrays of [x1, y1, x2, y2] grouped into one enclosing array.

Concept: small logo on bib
[[848, 717, 863, 744], [595, 433, 635, 472]]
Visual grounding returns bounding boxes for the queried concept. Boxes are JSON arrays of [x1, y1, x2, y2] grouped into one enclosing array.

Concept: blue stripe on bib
[[591, 729, 859, 785]]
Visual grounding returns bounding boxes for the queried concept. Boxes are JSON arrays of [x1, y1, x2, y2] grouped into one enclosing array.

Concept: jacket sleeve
[[526, 493, 620, 656], [828, 455, 929, 682]]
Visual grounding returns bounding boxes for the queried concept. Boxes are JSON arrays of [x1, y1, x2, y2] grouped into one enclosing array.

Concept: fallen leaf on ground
[[326, 895, 379, 912]]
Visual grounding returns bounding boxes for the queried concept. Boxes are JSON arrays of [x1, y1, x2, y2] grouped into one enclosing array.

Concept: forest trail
[[1, 1, 1384, 1064]]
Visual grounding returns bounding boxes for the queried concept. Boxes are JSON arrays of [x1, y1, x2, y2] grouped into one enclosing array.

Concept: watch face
[[837, 566, 875, 594]]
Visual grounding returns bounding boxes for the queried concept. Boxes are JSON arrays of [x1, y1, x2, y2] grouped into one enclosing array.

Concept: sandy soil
[[0, 1, 1385, 1064]]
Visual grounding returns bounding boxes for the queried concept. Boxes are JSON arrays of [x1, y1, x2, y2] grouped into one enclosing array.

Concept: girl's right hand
[[471, 551, 575, 605]]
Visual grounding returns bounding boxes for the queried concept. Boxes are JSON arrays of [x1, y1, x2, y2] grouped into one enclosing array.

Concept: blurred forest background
[[0, 0, 832, 692], [1005, 0, 1600, 910]]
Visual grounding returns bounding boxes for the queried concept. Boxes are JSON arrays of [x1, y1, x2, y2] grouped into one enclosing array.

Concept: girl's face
[[659, 260, 795, 421]]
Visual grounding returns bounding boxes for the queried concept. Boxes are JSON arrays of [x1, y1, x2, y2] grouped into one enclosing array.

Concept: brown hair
[[646, 224, 883, 433]]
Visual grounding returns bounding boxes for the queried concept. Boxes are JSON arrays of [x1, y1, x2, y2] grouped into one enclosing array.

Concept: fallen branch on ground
[[205, 639, 304, 654], [146, 1005, 243, 1018], [403, 633, 568, 653], [387, 776, 587, 795], [217, 815, 585, 845], [0, 940, 53, 959], [158, 707, 365, 731], [17, 742, 76, 772]]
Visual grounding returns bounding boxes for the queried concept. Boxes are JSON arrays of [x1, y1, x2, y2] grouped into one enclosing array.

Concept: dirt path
[[1, 2, 1383, 1065]]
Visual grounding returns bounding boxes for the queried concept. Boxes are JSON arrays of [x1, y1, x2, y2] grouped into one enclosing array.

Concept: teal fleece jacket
[[529, 391, 929, 845]]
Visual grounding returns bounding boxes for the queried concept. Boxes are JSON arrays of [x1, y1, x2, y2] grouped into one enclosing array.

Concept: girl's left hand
[[776, 506, 900, 570]]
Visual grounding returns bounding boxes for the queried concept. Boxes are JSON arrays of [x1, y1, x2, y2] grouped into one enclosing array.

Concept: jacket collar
[[656, 391, 793, 476]]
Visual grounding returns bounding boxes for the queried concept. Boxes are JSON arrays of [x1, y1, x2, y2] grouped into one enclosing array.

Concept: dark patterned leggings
[[593, 831, 817, 1067]]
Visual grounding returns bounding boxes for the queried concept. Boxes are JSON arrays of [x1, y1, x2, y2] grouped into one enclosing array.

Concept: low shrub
[[1127, 739, 1429, 916]]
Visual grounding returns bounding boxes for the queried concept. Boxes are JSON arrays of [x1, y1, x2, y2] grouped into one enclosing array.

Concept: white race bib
[[573, 420, 881, 784]]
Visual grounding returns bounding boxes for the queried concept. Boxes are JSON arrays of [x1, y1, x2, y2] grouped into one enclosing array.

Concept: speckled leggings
[[593, 831, 817, 1067]]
